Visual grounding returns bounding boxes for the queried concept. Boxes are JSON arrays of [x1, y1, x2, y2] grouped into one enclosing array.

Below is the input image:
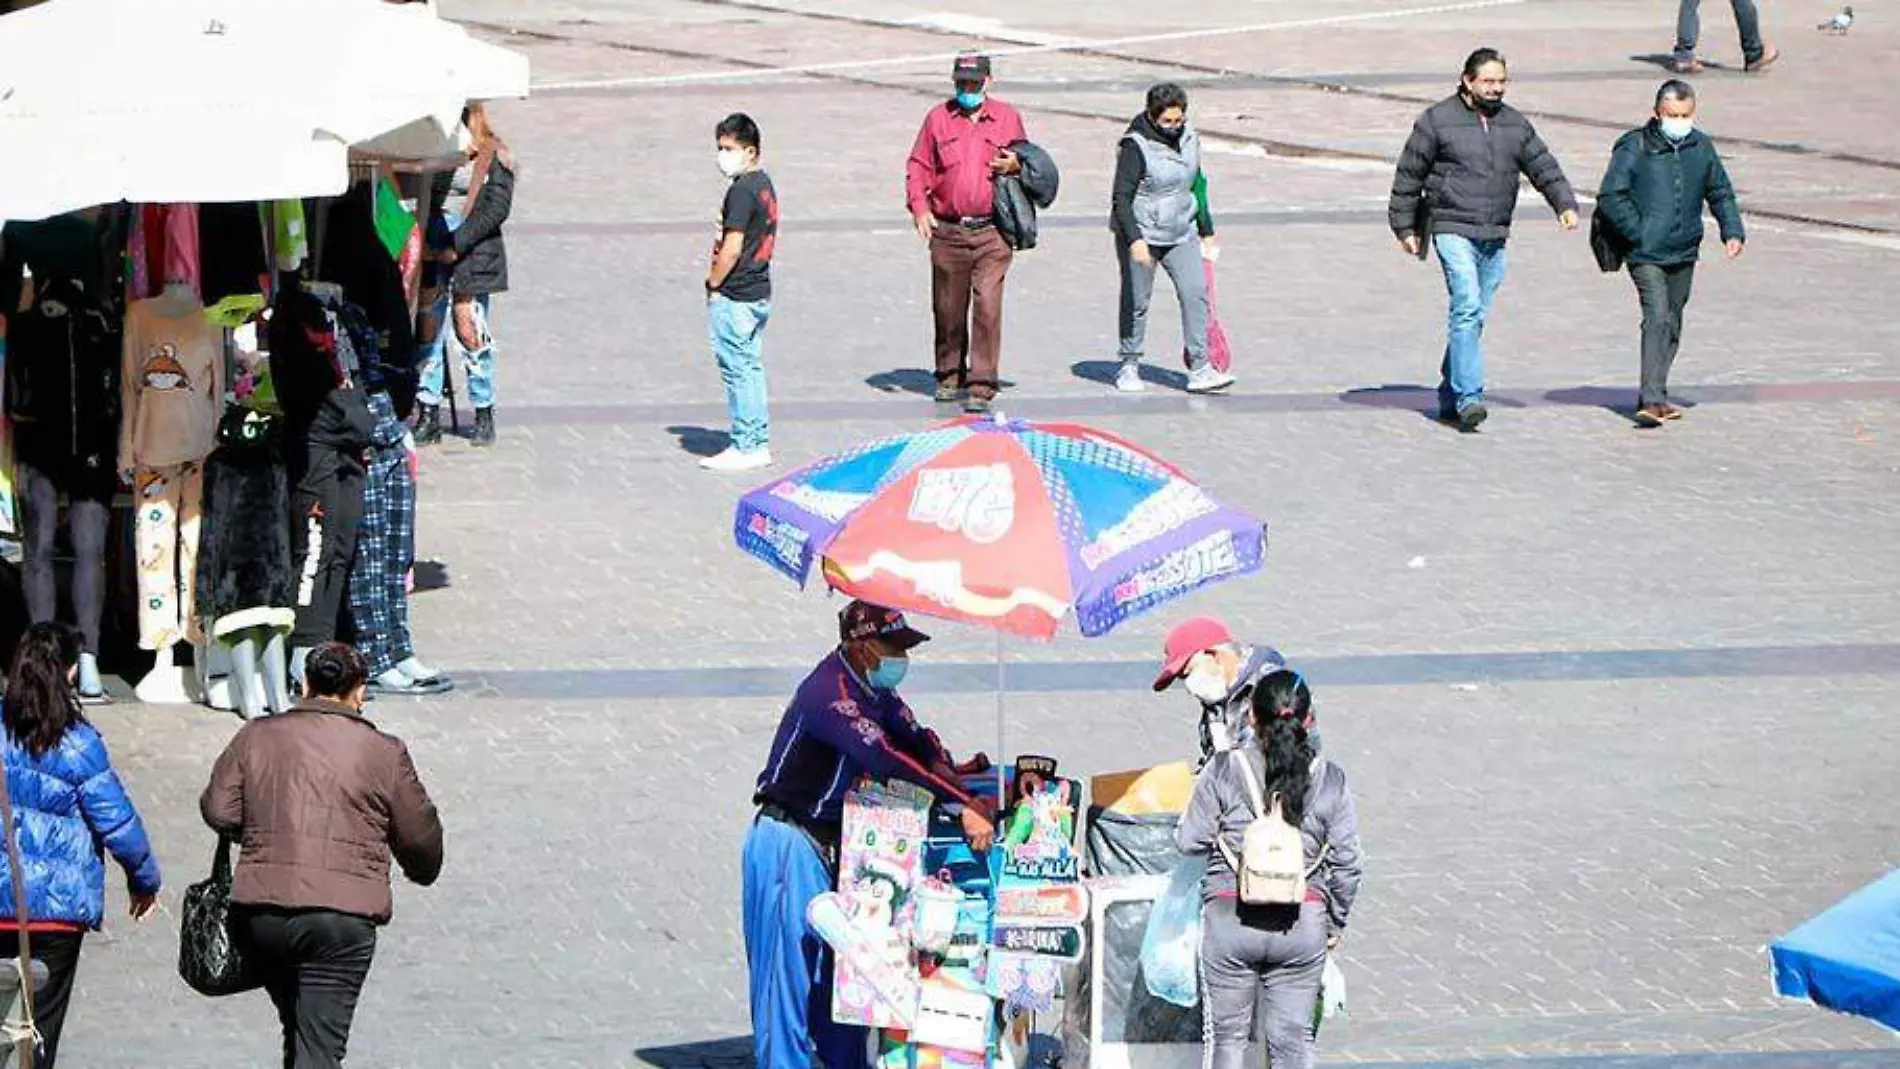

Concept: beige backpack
[[1216, 752, 1327, 906]]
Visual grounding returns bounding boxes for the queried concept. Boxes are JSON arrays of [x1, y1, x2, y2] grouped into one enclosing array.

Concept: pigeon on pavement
[[1818, 6, 1854, 34]]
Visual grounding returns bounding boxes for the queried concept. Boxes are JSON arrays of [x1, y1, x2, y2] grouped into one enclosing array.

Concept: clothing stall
[[0, 0, 528, 709], [0, 180, 453, 713]]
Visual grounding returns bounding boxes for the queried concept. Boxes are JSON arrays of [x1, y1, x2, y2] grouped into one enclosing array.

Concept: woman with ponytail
[[1176, 669, 1362, 1069], [1, 622, 161, 1066]]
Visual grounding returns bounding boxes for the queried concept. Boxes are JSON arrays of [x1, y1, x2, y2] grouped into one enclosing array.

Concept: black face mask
[[1473, 95, 1504, 117]]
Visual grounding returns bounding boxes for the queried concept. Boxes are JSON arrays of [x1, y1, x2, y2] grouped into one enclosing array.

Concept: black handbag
[[178, 839, 261, 997], [1589, 210, 1631, 274]]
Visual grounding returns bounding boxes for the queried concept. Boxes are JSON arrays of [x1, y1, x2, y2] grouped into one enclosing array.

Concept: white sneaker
[[1185, 366, 1236, 394], [700, 447, 774, 472], [1114, 363, 1146, 392]]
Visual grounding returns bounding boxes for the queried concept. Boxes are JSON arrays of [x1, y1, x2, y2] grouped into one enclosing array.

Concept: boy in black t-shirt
[[701, 113, 780, 472]]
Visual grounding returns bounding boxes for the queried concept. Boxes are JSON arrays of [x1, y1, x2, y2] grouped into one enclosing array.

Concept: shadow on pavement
[[1071, 358, 1189, 392], [667, 425, 731, 457], [634, 1036, 755, 1069], [866, 368, 937, 396]]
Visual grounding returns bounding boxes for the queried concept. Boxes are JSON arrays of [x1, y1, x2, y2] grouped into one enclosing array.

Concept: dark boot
[[472, 406, 496, 447], [413, 404, 442, 446]]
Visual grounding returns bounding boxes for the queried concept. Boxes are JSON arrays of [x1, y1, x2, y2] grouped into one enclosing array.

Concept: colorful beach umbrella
[[1771, 868, 1900, 1032], [733, 415, 1267, 639]]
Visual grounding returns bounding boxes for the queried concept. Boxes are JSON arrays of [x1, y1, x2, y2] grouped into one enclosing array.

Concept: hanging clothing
[[119, 295, 223, 468], [346, 392, 416, 675], [199, 201, 271, 305], [127, 204, 202, 302], [4, 275, 121, 491], [196, 407, 295, 639], [131, 462, 204, 650], [270, 286, 374, 649], [120, 294, 222, 650], [314, 182, 418, 416]]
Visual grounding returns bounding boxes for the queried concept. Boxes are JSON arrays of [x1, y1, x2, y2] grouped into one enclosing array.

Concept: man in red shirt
[[905, 54, 1027, 413]]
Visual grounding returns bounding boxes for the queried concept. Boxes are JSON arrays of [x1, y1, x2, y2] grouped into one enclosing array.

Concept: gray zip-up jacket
[[1175, 747, 1362, 930]]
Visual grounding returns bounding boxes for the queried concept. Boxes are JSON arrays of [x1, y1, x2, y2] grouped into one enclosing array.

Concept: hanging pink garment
[[159, 203, 202, 298]]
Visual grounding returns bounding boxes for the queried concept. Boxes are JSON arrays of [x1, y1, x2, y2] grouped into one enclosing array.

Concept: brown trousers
[[929, 224, 1013, 397]]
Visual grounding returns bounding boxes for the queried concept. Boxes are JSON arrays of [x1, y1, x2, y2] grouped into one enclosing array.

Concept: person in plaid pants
[[349, 392, 451, 695]]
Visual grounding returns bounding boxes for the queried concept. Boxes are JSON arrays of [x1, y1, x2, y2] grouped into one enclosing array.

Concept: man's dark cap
[[839, 600, 931, 650], [953, 53, 992, 81]]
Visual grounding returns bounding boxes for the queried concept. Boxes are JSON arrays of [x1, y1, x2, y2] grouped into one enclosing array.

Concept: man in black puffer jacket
[[1595, 80, 1745, 427], [1388, 48, 1580, 432]]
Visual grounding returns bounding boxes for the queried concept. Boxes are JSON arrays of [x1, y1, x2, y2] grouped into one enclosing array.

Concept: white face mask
[[1184, 663, 1230, 705], [1658, 116, 1694, 141], [716, 148, 749, 179]]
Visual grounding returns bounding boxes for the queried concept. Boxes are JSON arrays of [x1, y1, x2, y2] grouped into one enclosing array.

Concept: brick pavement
[[42, 0, 1900, 1065]]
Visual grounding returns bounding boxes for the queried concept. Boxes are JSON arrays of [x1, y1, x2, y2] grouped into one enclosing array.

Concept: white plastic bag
[[1316, 955, 1347, 1029], [1139, 855, 1207, 1007]]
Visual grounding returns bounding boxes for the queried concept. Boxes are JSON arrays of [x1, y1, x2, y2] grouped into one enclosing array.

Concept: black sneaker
[[1457, 404, 1488, 432], [472, 407, 496, 447]]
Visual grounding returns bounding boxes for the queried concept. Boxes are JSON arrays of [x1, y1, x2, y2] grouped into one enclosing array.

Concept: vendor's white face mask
[[1184, 663, 1230, 705]]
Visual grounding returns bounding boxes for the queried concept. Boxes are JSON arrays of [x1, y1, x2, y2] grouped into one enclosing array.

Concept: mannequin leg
[[16, 461, 58, 626], [227, 634, 263, 721], [70, 494, 111, 701], [262, 631, 292, 713]]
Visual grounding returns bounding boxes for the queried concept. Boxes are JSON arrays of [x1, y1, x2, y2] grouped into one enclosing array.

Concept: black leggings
[[0, 929, 85, 1068], [16, 460, 111, 654]]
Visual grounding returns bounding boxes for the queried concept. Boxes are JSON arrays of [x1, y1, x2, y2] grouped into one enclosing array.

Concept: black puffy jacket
[[450, 157, 514, 296], [994, 140, 1060, 251], [1388, 93, 1577, 242]]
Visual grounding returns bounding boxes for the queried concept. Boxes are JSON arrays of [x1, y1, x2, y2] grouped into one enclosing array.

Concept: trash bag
[[1139, 856, 1206, 1007], [178, 839, 261, 997]]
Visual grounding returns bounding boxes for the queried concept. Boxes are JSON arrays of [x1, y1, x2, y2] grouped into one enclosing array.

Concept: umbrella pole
[[995, 630, 1006, 808]]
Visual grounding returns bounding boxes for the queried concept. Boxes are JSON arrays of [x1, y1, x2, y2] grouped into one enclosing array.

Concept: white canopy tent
[[0, 0, 528, 223]]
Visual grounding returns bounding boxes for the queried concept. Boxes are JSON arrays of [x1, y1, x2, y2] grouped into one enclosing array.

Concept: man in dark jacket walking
[[1595, 81, 1745, 427], [1389, 48, 1580, 432]]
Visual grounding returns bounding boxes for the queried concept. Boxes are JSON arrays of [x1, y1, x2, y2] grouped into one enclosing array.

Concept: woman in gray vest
[[1109, 83, 1233, 395], [1176, 669, 1363, 1069]]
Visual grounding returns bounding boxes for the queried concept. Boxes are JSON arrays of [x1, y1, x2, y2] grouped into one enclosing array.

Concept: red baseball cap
[[1153, 616, 1235, 691]]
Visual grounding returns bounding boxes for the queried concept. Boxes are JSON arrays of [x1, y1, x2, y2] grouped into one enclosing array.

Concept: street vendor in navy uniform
[[743, 599, 997, 1069]]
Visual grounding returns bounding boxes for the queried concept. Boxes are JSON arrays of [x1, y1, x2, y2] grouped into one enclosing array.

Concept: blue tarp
[[1771, 868, 1900, 1032]]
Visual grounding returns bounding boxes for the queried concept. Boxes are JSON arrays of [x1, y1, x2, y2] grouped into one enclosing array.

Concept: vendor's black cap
[[840, 600, 930, 650], [952, 53, 992, 80]]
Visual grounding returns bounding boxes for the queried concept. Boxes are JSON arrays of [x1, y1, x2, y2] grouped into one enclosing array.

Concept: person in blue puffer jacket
[[2, 622, 161, 1067]]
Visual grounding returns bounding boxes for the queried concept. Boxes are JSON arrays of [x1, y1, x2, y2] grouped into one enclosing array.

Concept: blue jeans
[[742, 815, 866, 1069], [1433, 234, 1509, 415], [709, 294, 772, 451], [416, 290, 495, 409]]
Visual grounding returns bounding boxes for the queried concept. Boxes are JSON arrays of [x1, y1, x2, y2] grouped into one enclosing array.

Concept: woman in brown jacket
[[201, 642, 444, 1069]]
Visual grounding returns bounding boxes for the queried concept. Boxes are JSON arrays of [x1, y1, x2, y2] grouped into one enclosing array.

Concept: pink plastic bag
[[1182, 257, 1232, 373]]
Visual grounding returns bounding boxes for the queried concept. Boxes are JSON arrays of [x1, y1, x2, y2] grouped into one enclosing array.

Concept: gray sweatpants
[[1117, 236, 1210, 369], [1199, 897, 1327, 1069]]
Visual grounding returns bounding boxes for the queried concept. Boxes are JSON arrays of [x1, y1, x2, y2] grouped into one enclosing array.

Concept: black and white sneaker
[[1456, 404, 1489, 432]]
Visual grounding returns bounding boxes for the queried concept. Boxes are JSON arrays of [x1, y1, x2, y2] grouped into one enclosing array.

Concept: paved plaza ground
[[45, 0, 1900, 1065]]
